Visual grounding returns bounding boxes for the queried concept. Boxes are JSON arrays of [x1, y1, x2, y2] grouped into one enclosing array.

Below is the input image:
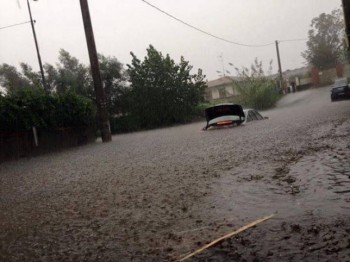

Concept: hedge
[[0, 88, 96, 133]]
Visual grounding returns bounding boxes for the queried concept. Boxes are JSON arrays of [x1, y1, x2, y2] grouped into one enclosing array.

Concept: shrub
[[233, 59, 281, 110], [234, 79, 280, 110], [193, 102, 212, 118], [0, 88, 96, 133], [109, 115, 141, 134]]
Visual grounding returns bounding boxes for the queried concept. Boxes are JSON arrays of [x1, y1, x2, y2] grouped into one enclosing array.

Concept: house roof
[[269, 66, 311, 80], [207, 76, 236, 88], [283, 67, 310, 78]]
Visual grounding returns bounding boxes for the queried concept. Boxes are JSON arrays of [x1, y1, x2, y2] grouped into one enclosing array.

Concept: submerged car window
[[253, 110, 264, 120], [248, 111, 258, 121]]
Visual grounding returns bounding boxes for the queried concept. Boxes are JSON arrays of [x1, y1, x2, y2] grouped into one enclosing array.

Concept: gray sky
[[0, 0, 342, 80]]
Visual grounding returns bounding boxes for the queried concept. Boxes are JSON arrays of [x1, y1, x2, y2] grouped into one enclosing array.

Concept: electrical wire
[[0, 21, 32, 30], [141, 0, 275, 48]]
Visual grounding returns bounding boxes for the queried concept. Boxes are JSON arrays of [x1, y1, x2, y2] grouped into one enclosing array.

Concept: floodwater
[[1, 86, 350, 261]]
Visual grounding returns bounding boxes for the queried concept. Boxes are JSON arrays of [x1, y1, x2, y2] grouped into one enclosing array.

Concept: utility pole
[[80, 0, 112, 142], [275, 40, 283, 91], [27, 0, 47, 92], [342, 0, 350, 62]]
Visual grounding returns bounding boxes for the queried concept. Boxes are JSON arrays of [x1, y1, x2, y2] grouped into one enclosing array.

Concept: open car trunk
[[204, 103, 245, 130]]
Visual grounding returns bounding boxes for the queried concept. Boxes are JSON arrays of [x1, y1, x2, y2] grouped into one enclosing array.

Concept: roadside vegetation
[[0, 45, 206, 134], [0, 88, 95, 133], [125, 45, 206, 129], [233, 59, 281, 110]]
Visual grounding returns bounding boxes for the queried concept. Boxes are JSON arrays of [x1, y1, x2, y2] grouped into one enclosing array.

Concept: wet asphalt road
[[1, 86, 350, 261]]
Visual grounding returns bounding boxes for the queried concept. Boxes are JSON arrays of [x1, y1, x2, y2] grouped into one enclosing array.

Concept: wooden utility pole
[[80, 0, 111, 142], [275, 40, 283, 91], [27, 0, 47, 92], [342, 0, 350, 62]]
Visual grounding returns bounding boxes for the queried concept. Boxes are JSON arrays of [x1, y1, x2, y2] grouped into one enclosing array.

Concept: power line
[[0, 21, 32, 30], [140, 0, 274, 48]]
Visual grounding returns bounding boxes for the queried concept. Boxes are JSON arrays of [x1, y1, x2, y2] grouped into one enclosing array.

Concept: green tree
[[127, 45, 206, 128], [302, 9, 346, 68], [0, 64, 31, 93], [54, 49, 92, 96], [1, 50, 128, 116], [43, 63, 60, 92], [20, 63, 42, 89], [0, 50, 92, 95], [233, 58, 280, 110], [98, 54, 129, 115], [44, 50, 128, 115]]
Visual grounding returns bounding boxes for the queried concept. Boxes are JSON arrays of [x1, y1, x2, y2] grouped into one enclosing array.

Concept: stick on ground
[[178, 214, 275, 261]]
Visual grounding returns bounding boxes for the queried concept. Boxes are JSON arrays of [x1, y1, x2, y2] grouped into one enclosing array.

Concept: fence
[[0, 127, 96, 163]]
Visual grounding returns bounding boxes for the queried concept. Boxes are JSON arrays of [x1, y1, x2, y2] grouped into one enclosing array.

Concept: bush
[[193, 102, 212, 118], [233, 59, 281, 110], [0, 88, 96, 133], [109, 115, 141, 134], [234, 80, 280, 110]]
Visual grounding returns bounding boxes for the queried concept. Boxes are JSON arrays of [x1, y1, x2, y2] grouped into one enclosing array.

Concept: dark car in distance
[[331, 78, 350, 102]]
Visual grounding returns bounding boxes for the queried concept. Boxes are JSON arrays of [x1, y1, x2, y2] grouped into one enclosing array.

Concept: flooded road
[[1, 86, 350, 261]]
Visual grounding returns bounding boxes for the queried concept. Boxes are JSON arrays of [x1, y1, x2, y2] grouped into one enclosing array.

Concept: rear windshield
[[334, 78, 348, 87], [205, 104, 244, 121]]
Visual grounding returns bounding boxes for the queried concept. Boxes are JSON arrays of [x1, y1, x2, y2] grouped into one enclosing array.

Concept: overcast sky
[[0, 0, 342, 80]]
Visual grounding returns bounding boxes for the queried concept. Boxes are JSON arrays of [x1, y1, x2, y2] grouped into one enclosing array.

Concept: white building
[[206, 76, 239, 101]]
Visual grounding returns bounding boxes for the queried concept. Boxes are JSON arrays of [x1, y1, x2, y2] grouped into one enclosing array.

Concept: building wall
[[211, 89, 220, 99], [207, 84, 236, 101], [225, 85, 234, 96], [319, 68, 338, 86], [300, 77, 312, 85], [344, 64, 350, 77], [302, 64, 350, 87]]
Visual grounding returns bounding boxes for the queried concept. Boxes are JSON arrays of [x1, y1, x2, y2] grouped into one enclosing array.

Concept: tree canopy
[[302, 9, 346, 69], [0, 64, 32, 93], [49, 49, 92, 96], [1, 46, 207, 132], [127, 45, 206, 128], [98, 54, 129, 115], [0, 49, 127, 115]]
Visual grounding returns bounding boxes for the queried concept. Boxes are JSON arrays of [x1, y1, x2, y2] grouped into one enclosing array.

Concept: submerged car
[[331, 78, 350, 101], [203, 103, 245, 130]]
